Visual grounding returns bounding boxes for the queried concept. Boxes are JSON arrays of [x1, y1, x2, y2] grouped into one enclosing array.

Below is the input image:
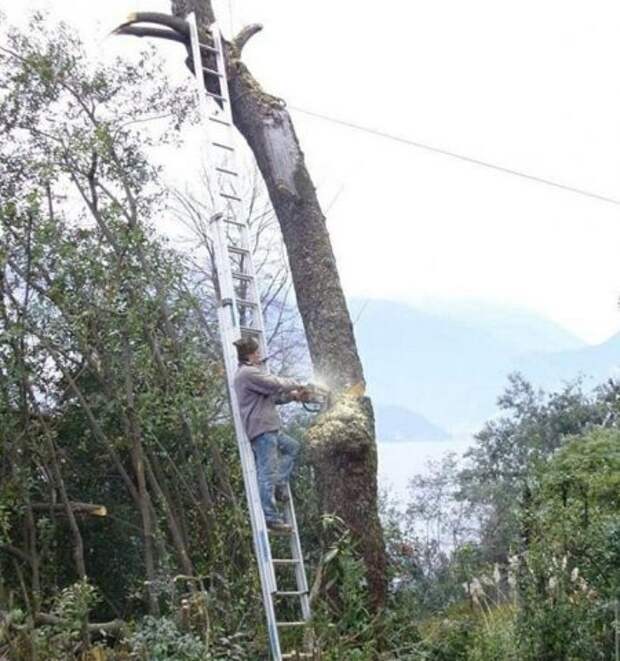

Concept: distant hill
[[426, 301, 585, 354], [515, 332, 620, 390], [375, 404, 451, 443], [349, 298, 617, 433]]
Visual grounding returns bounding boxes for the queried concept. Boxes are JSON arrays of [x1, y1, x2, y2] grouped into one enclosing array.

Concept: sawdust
[[306, 394, 373, 456]]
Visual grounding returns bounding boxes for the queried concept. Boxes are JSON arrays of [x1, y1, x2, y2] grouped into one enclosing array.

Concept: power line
[[288, 105, 620, 207]]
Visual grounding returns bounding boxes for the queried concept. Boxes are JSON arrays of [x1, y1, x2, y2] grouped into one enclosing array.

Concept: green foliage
[[0, 11, 258, 656], [459, 374, 617, 564], [516, 428, 620, 659], [127, 616, 208, 660], [1, 11, 619, 661], [376, 377, 620, 660]]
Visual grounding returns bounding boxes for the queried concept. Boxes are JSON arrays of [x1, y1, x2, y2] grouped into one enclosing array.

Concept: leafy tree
[[517, 427, 620, 659], [459, 373, 619, 563], [0, 14, 266, 655]]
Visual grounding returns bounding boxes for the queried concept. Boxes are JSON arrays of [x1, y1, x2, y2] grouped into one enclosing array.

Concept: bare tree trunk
[[144, 452, 196, 582], [223, 59, 388, 606], [122, 334, 161, 616]]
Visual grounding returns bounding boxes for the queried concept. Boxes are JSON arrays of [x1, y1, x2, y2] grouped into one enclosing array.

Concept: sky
[[3, 0, 620, 344]]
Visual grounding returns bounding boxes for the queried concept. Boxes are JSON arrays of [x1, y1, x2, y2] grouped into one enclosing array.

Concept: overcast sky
[[3, 0, 620, 344]]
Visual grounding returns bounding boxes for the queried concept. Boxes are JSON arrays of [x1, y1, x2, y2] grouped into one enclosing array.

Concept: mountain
[[375, 404, 451, 443], [349, 298, 608, 433], [516, 332, 620, 390], [425, 301, 585, 354]]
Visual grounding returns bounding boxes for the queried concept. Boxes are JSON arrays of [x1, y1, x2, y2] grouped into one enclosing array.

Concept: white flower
[[548, 576, 558, 591], [493, 564, 501, 585], [570, 567, 579, 582], [481, 574, 494, 587]]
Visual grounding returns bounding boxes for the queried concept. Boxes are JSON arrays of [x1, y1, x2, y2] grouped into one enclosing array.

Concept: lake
[[377, 437, 475, 506]]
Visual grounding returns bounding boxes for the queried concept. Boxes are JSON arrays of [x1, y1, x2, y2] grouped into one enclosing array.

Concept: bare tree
[[172, 165, 310, 379]]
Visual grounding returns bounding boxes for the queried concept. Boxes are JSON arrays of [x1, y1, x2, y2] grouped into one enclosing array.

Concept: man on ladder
[[233, 337, 309, 533]]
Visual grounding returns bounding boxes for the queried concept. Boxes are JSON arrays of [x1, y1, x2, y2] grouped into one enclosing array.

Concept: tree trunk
[[228, 35, 387, 613]]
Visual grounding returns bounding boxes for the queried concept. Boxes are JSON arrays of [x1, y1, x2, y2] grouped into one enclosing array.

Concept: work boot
[[275, 484, 290, 503], [266, 519, 292, 534]]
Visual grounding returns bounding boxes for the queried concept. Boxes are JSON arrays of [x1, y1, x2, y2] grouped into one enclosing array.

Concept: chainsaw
[[299, 384, 332, 413], [298, 382, 365, 413]]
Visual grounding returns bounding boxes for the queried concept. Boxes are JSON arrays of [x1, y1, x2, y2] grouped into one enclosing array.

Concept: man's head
[[234, 336, 260, 365]]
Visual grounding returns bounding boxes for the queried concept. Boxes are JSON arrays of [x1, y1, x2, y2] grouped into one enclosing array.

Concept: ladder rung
[[202, 66, 222, 76], [220, 192, 242, 202], [216, 166, 238, 176], [277, 621, 307, 628], [236, 298, 257, 308], [213, 141, 234, 151], [198, 42, 218, 53], [207, 92, 228, 102], [232, 271, 253, 281], [240, 326, 263, 335], [269, 526, 294, 536], [282, 653, 313, 660], [272, 558, 301, 565], [208, 115, 232, 127], [228, 246, 249, 255], [275, 591, 308, 597]]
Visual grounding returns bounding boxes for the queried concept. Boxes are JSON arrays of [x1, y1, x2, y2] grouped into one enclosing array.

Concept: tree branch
[[113, 25, 187, 44], [0, 544, 33, 566], [34, 612, 127, 635], [31, 502, 107, 517], [232, 24, 263, 55], [115, 12, 190, 36], [170, 1, 215, 26]]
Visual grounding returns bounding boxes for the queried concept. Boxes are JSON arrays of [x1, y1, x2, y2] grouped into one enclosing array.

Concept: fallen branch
[[34, 613, 126, 635], [31, 502, 107, 517]]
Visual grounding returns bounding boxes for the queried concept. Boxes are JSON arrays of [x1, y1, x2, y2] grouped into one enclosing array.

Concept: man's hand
[[290, 387, 312, 402]]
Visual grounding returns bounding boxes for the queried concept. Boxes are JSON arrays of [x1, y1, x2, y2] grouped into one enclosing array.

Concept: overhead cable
[[288, 106, 620, 207]]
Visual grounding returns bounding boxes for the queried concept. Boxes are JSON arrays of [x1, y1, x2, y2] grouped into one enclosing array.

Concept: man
[[233, 336, 307, 532]]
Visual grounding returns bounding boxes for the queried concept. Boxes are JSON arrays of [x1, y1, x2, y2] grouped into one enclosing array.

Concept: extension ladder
[[187, 14, 312, 661]]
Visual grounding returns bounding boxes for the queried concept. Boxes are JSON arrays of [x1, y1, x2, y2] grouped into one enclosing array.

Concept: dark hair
[[233, 337, 259, 362]]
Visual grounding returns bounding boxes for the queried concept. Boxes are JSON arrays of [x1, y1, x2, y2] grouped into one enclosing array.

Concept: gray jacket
[[233, 363, 301, 441]]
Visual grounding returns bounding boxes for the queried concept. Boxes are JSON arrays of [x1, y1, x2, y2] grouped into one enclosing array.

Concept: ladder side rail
[[212, 215, 241, 342], [187, 15, 213, 125], [239, 222, 269, 356], [213, 218, 283, 634], [216, 307, 282, 660], [211, 216, 279, 597], [239, 216, 312, 624], [211, 26, 235, 124], [284, 490, 312, 621]]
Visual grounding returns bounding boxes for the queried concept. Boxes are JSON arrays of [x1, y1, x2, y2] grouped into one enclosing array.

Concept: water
[[377, 437, 474, 505]]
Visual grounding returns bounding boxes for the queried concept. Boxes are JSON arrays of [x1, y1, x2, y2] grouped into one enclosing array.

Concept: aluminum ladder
[[187, 14, 312, 661]]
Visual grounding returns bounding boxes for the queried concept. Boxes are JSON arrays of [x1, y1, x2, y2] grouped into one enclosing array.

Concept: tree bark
[[117, 2, 388, 609]]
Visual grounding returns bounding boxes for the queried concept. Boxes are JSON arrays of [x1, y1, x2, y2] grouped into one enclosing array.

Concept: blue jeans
[[251, 431, 300, 523]]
